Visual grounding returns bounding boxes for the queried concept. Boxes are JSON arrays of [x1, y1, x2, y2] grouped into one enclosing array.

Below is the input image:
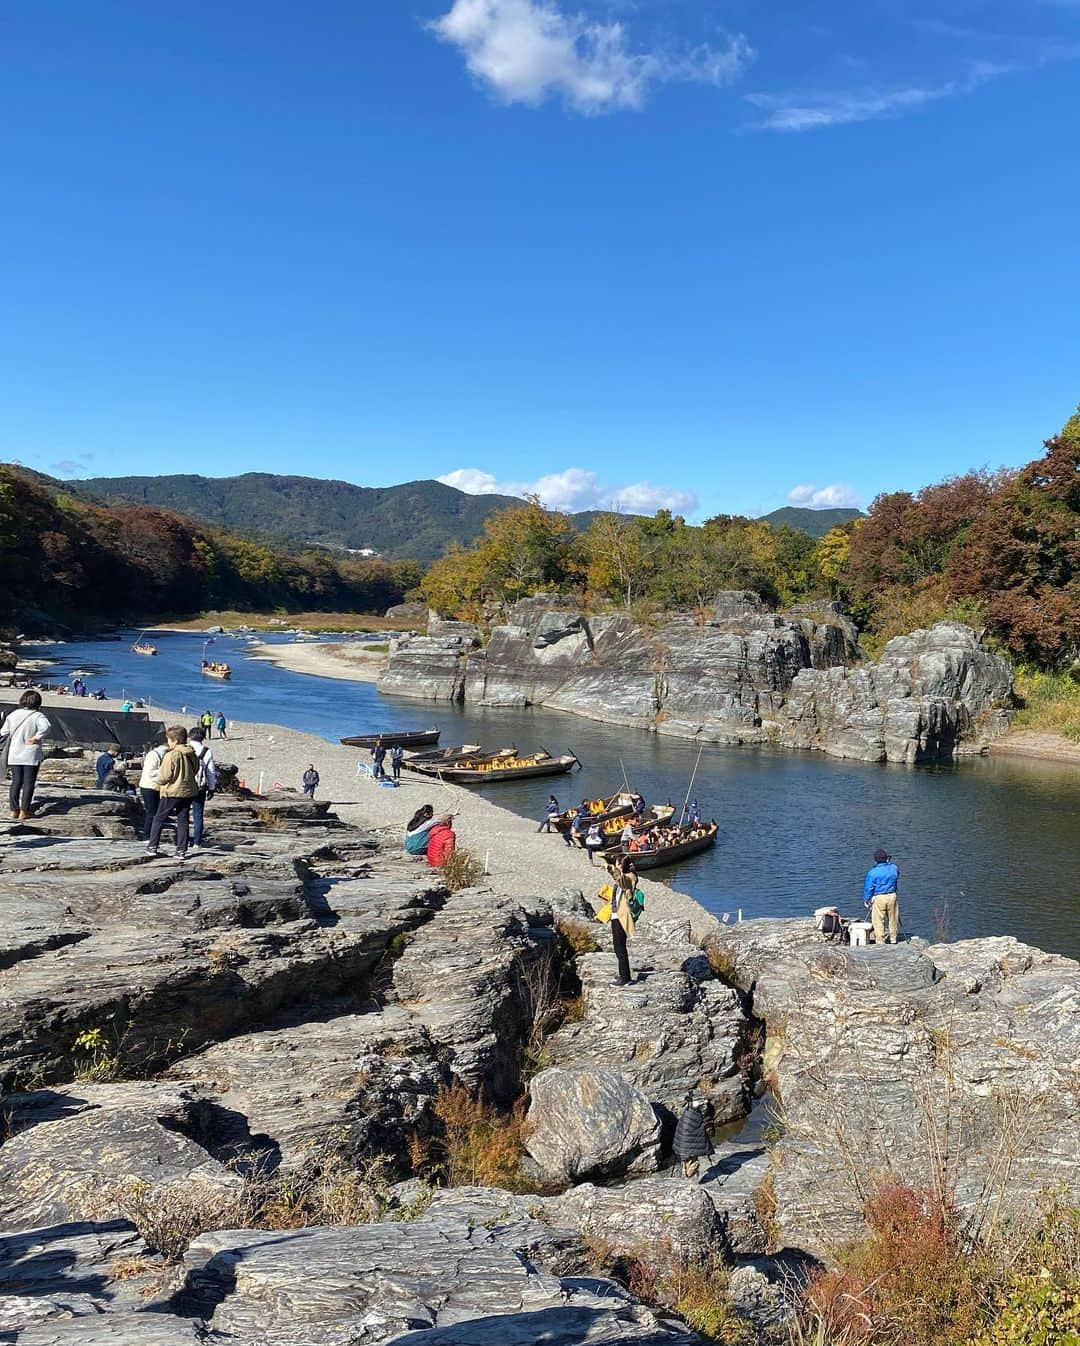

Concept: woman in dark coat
[[672, 1095, 714, 1181]]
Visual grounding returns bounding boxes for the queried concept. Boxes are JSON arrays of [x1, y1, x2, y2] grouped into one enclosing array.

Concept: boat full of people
[[201, 660, 232, 680], [623, 820, 719, 870], [131, 640, 158, 656]]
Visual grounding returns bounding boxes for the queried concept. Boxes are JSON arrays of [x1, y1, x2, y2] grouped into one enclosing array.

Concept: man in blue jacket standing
[[863, 848, 900, 945]]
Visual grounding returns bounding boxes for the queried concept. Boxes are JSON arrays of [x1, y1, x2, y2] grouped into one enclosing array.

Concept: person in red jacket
[[426, 817, 457, 868]]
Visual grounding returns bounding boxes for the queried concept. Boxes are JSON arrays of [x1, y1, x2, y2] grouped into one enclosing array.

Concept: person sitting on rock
[[863, 847, 901, 945], [672, 1094, 715, 1182], [96, 744, 121, 788], [426, 815, 456, 869]]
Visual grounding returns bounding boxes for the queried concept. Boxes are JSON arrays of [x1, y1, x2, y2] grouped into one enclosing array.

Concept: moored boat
[[340, 727, 441, 749], [554, 791, 638, 834], [624, 821, 719, 870], [434, 749, 579, 784], [576, 804, 676, 849]]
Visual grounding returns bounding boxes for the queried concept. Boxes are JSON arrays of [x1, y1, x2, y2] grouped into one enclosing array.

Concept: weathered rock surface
[[543, 1176, 728, 1269], [172, 1219, 703, 1344], [705, 919, 1080, 1255], [525, 1066, 662, 1184], [0, 1083, 239, 1231], [166, 1005, 443, 1173], [545, 916, 752, 1118], [779, 621, 1013, 762], [0, 1220, 163, 1336], [383, 601, 1010, 760], [392, 887, 557, 1104]]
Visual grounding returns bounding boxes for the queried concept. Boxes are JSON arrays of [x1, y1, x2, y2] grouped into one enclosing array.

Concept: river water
[[25, 630, 1080, 960]]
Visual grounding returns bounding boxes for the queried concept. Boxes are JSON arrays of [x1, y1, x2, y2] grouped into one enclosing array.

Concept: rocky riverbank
[[378, 597, 1015, 764], [1, 728, 1076, 1342]]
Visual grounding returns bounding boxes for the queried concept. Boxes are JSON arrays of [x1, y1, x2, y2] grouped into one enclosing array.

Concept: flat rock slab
[[0, 1220, 162, 1335], [0, 1086, 240, 1231], [173, 1219, 702, 1345], [166, 1005, 443, 1172]]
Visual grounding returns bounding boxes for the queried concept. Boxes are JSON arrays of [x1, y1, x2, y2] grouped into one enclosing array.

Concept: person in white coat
[[1, 690, 51, 820], [138, 737, 169, 841]]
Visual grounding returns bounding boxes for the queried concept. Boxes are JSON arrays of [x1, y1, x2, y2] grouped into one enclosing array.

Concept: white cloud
[[438, 465, 698, 515], [786, 483, 861, 509], [428, 0, 752, 114], [744, 61, 1010, 132]]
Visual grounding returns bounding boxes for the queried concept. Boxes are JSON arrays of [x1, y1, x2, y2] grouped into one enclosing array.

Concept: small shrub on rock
[[426, 1082, 529, 1190], [442, 848, 484, 892]]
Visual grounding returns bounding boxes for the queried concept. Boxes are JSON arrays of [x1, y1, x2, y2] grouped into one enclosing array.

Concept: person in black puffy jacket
[[672, 1095, 714, 1181]]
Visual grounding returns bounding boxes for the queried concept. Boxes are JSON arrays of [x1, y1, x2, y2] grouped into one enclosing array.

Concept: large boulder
[[780, 622, 1013, 762], [705, 919, 1080, 1256], [525, 1066, 662, 1185], [377, 618, 481, 702]]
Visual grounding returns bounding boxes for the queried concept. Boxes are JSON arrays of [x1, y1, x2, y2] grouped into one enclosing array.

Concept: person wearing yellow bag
[[596, 854, 643, 986]]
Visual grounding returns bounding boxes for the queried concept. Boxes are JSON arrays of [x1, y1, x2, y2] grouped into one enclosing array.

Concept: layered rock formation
[[380, 600, 1012, 760], [704, 919, 1080, 1257]]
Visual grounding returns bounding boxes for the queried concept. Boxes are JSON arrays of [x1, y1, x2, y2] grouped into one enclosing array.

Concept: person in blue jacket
[[863, 848, 901, 944]]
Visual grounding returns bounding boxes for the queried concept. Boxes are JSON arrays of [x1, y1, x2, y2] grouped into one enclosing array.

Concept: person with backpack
[[215, 711, 227, 740], [1, 690, 51, 820], [187, 727, 217, 851], [145, 726, 200, 858], [603, 852, 642, 986], [302, 764, 320, 798], [672, 1094, 715, 1181], [390, 743, 405, 782]]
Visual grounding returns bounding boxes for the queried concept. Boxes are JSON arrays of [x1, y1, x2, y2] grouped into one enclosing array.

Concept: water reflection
[[25, 630, 1080, 959]]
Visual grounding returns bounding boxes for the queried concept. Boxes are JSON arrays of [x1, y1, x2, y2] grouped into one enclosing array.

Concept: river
[[25, 629, 1080, 960]]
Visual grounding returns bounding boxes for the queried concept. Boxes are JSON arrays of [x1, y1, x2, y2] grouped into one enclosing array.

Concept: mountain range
[[69, 472, 862, 561]]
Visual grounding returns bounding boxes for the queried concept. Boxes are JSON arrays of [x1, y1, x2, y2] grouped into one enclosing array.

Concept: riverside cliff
[[1, 744, 1076, 1342], [378, 596, 1014, 763]]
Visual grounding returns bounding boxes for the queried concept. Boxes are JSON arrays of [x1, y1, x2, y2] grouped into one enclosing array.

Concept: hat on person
[[874, 848, 889, 863]]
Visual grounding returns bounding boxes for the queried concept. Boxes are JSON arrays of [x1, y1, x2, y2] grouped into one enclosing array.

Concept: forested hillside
[[421, 409, 1079, 671], [72, 473, 522, 563], [0, 468, 420, 632], [759, 506, 863, 537]]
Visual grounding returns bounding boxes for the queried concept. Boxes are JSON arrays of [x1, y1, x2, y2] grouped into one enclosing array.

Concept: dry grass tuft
[[442, 847, 485, 892], [421, 1083, 530, 1191]]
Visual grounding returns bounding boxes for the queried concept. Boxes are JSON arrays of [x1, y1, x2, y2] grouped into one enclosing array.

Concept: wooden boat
[[201, 660, 232, 680], [340, 727, 441, 749], [577, 804, 676, 850], [131, 641, 157, 656], [436, 749, 580, 784], [624, 821, 719, 871], [554, 791, 639, 834], [402, 745, 501, 775], [408, 746, 580, 783]]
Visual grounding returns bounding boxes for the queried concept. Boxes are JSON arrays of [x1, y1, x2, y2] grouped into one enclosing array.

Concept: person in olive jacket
[[145, 725, 200, 859], [672, 1094, 714, 1181]]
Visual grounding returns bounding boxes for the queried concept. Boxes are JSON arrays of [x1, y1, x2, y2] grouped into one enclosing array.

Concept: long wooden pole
[[680, 743, 704, 827]]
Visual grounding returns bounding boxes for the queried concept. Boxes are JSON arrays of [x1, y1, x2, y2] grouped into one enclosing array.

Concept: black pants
[[149, 796, 191, 854], [8, 764, 40, 814], [392, 762, 401, 781], [611, 918, 632, 984], [140, 787, 160, 840]]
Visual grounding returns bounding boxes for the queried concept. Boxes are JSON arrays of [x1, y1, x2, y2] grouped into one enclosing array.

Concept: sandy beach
[[23, 686, 721, 943], [248, 639, 388, 683]]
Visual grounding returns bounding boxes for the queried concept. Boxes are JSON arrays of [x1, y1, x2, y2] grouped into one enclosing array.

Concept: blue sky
[[1, 0, 1077, 521]]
